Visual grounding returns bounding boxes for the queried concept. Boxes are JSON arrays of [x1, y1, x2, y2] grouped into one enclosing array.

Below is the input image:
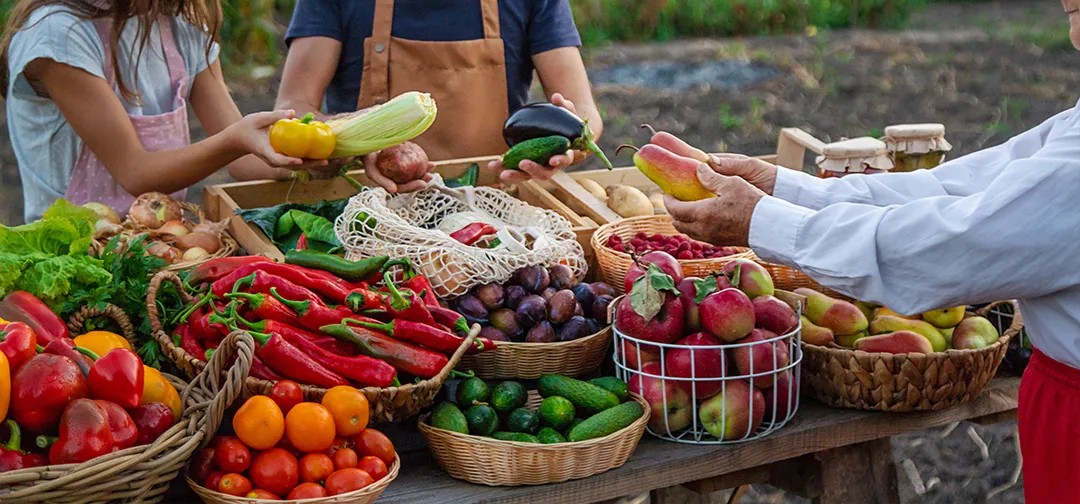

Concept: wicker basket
[[800, 301, 1022, 412], [458, 325, 613, 379], [147, 270, 477, 424], [419, 391, 649, 486], [745, 252, 849, 300], [592, 215, 754, 295], [66, 302, 137, 345], [93, 201, 238, 273], [0, 331, 253, 503], [187, 454, 400, 504]]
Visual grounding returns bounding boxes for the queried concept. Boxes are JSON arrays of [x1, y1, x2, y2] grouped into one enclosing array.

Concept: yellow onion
[[129, 192, 182, 229]]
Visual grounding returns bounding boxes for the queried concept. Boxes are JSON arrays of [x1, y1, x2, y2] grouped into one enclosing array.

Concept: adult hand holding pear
[[707, 153, 779, 195], [665, 163, 767, 247]]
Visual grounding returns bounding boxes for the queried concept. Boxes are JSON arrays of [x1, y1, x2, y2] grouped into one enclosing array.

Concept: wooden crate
[[203, 155, 599, 265]]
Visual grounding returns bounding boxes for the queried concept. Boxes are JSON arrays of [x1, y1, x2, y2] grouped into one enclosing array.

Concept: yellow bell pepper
[[73, 331, 131, 358], [269, 112, 336, 159], [0, 317, 8, 324], [142, 366, 182, 419], [0, 352, 9, 422]]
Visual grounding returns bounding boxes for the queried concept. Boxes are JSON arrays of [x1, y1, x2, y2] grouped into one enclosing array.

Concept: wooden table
[[169, 377, 1019, 504]]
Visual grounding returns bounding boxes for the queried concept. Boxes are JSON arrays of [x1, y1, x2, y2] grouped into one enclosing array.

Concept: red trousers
[[1019, 349, 1080, 504]]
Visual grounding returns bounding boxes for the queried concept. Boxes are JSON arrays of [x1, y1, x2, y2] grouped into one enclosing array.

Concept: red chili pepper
[[95, 400, 138, 450], [12, 353, 89, 433], [238, 325, 347, 388], [449, 222, 497, 246], [0, 291, 69, 345], [41, 338, 94, 378], [185, 256, 274, 289], [268, 287, 352, 332], [352, 319, 490, 355], [212, 263, 352, 303], [175, 324, 206, 362], [250, 356, 284, 382], [235, 314, 395, 387], [88, 349, 144, 409], [322, 323, 448, 379], [235, 313, 355, 357], [0, 322, 37, 372], [231, 271, 324, 306], [345, 287, 386, 312], [223, 291, 304, 328], [382, 258, 440, 307], [427, 305, 471, 335], [49, 398, 114, 465], [296, 234, 308, 252], [382, 271, 436, 326], [0, 420, 46, 472]]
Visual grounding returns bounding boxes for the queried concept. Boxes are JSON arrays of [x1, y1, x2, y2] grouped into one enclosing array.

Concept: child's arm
[[28, 58, 304, 195]]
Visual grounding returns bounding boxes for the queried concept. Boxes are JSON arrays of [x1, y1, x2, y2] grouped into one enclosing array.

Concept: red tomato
[[246, 489, 280, 499], [214, 437, 251, 473], [249, 447, 299, 497], [331, 448, 358, 470], [276, 434, 300, 455], [354, 428, 395, 465], [357, 455, 389, 481], [288, 482, 328, 499], [210, 435, 236, 449], [204, 471, 225, 491], [189, 448, 216, 484], [322, 436, 352, 458], [299, 453, 335, 484], [325, 468, 373, 496], [270, 380, 304, 414], [218, 473, 253, 496]]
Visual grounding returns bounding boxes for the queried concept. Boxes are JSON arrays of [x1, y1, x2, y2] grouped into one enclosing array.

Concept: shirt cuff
[[748, 196, 814, 269], [773, 167, 830, 210]]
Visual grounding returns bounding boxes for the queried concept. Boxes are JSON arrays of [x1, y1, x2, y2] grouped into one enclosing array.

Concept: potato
[[375, 141, 430, 184]]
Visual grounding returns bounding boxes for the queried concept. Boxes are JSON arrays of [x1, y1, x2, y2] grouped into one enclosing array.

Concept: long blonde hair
[[0, 0, 222, 100]]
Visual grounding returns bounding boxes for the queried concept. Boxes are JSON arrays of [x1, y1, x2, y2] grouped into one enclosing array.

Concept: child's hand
[[226, 110, 330, 170]]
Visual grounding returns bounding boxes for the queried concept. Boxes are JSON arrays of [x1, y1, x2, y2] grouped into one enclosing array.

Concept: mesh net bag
[[335, 177, 587, 298]]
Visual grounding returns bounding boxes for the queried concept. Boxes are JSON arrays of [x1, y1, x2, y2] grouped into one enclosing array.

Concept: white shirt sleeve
[[771, 108, 1077, 210], [7, 7, 105, 99], [749, 111, 1080, 315], [171, 17, 220, 79]]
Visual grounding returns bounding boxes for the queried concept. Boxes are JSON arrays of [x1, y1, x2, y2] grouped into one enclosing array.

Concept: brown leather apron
[[358, 0, 510, 176]]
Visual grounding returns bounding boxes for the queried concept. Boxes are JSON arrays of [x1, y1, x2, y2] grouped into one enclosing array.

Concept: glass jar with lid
[[884, 123, 952, 172], [815, 137, 894, 179]]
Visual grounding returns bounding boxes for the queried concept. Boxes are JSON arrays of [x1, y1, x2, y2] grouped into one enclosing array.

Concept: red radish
[[376, 142, 430, 184]]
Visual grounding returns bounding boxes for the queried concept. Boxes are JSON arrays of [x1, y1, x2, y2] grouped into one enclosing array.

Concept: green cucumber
[[464, 404, 499, 436], [538, 375, 620, 415], [501, 136, 571, 171], [567, 401, 644, 442], [490, 381, 528, 414], [588, 377, 630, 402], [507, 408, 541, 435], [429, 402, 468, 434], [492, 431, 540, 443], [537, 427, 568, 444], [538, 396, 576, 431], [456, 377, 491, 406]]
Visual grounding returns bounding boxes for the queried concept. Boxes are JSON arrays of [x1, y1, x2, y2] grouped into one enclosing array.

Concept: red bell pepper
[[232, 271, 324, 305], [212, 263, 353, 303], [130, 403, 175, 445], [185, 256, 274, 289], [322, 322, 448, 379], [0, 291, 69, 345], [352, 319, 491, 355], [268, 288, 353, 332], [49, 398, 114, 465], [12, 353, 88, 433], [41, 338, 94, 377], [382, 258, 440, 307], [0, 420, 46, 472], [0, 322, 36, 372], [88, 349, 144, 409], [95, 400, 138, 450], [382, 272, 436, 326], [223, 291, 303, 328], [250, 356, 285, 382], [450, 222, 498, 246], [235, 314, 395, 387], [345, 287, 386, 312]]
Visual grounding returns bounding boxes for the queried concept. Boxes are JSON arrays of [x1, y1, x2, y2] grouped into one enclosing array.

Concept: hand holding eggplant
[[494, 94, 611, 183], [665, 164, 765, 248]]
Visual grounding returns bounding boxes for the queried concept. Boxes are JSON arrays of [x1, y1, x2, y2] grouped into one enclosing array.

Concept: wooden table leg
[[813, 438, 900, 504]]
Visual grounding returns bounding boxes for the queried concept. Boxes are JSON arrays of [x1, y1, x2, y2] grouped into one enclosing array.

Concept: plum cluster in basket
[[605, 232, 741, 260], [450, 264, 616, 344], [615, 254, 798, 441]]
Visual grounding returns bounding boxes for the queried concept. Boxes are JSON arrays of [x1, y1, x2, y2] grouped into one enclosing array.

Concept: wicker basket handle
[[146, 270, 197, 335], [66, 303, 135, 344], [431, 324, 480, 383], [182, 330, 254, 450], [975, 300, 1024, 341]]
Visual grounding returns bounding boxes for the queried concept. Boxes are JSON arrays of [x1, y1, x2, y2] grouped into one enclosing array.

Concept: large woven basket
[[0, 331, 253, 503], [187, 455, 400, 504], [418, 392, 649, 486], [458, 325, 613, 379], [592, 215, 754, 295], [801, 301, 1021, 412], [147, 270, 477, 424], [66, 302, 137, 346], [746, 252, 848, 300], [93, 201, 238, 273]]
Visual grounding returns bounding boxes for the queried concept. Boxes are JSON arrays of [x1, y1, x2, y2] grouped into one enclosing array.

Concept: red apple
[[699, 288, 755, 342], [614, 294, 685, 344], [619, 339, 660, 371], [763, 370, 798, 420], [624, 251, 685, 293], [722, 258, 774, 299], [733, 329, 790, 388], [752, 295, 799, 336], [698, 380, 765, 441], [664, 332, 729, 400], [629, 362, 694, 433]]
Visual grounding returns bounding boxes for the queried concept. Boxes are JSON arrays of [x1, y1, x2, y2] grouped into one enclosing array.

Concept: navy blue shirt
[[286, 0, 582, 115]]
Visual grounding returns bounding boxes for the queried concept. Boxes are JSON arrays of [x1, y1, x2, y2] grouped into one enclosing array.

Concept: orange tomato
[[285, 402, 336, 453], [246, 489, 279, 499], [354, 428, 395, 465], [321, 386, 369, 436], [288, 482, 328, 499], [299, 453, 335, 484], [218, 473, 253, 496], [331, 448, 358, 470], [325, 468, 373, 496], [357, 455, 389, 481], [233, 395, 285, 450]]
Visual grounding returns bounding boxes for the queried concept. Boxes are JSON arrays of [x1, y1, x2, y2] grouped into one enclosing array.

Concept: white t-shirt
[[6, 6, 220, 222]]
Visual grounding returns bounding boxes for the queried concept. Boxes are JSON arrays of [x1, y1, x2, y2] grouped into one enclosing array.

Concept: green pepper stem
[[76, 346, 100, 361], [172, 291, 214, 326], [450, 369, 476, 379], [233, 310, 267, 333], [300, 112, 315, 124], [35, 434, 57, 450], [230, 272, 257, 294], [35, 345, 44, 353], [224, 291, 263, 308], [352, 319, 394, 335], [269, 287, 310, 316], [205, 348, 216, 360], [383, 271, 411, 311], [392, 376, 401, 387], [380, 258, 416, 278], [4, 420, 21, 451]]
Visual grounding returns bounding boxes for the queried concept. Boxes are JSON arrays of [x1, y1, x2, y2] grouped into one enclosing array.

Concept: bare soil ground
[[0, 2, 1063, 502]]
